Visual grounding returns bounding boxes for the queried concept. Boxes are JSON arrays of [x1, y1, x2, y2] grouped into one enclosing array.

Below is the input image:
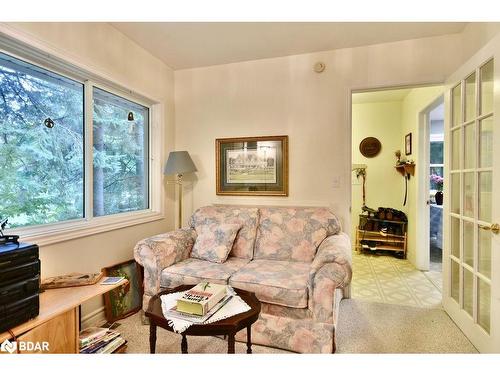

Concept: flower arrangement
[[430, 174, 444, 191]]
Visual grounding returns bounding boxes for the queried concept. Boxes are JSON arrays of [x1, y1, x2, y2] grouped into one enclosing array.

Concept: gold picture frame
[[216, 135, 288, 196]]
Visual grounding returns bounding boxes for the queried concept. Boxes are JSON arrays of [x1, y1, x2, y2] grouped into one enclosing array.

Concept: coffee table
[[145, 285, 261, 354]]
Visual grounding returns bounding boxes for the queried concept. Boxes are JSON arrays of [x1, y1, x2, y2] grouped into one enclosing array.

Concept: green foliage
[[0, 55, 148, 228]]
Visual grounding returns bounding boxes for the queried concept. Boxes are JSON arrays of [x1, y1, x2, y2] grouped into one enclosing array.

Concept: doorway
[[415, 98, 446, 293], [350, 85, 444, 308]]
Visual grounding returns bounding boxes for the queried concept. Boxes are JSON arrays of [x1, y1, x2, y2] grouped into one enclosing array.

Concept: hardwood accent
[[395, 163, 415, 177], [17, 309, 77, 354], [355, 217, 408, 259], [246, 326, 252, 354], [146, 285, 261, 354], [0, 280, 127, 353]]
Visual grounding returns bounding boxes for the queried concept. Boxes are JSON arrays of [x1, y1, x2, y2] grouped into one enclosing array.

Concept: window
[[0, 52, 84, 227], [0, 51, 153, 232], [93, 88, 149, 217]]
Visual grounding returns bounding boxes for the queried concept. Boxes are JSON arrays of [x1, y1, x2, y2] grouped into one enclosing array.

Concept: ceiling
[[353, 86, 445, 121], [352, 88, 413, 104], [110, 22, 467, 70]]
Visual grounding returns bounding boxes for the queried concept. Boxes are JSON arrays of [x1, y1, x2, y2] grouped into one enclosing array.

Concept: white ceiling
[[110, 22, 467, 70], [352, 88, 413, 104]]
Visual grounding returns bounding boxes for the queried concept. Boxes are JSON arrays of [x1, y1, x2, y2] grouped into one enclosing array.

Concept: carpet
[[115, 298, 477, 354]]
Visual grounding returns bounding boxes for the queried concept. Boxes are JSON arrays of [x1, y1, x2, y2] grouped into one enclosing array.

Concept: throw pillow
[[191, 223, 241, 263]]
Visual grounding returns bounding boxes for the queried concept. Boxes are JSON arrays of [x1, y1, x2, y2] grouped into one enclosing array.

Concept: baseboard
[[81, 306, 107, 329]]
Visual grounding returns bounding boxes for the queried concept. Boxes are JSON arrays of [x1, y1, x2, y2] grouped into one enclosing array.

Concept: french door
[[443, 38, 500, 352]]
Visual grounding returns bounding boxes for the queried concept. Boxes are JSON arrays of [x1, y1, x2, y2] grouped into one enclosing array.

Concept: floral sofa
[[134, 205, 352, 353]]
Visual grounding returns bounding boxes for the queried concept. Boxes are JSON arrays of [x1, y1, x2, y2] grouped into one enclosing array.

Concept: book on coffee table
[[166, 294, 233, 324], [176, 282, 226, 316]]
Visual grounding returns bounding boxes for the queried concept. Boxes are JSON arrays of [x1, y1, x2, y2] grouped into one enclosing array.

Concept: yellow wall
[[351, 87, 444, 266], [351, 101, 404, 241], [0, 22, 176, 322], [400, 86, 445, 267]]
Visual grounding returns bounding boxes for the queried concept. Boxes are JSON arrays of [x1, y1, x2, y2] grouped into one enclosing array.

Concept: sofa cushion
[[189, 206, 259, 259], [229, 259, 310, 308], [160, 257, 250, 289], [254, 207, 341, 262], [191, 223, 241, 263]]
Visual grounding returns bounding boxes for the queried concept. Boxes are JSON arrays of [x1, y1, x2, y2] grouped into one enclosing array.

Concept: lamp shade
[[164, 151, 197, 175]]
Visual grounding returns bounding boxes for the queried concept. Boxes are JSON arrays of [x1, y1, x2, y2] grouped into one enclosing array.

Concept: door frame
[[415, 95, 445, 271]]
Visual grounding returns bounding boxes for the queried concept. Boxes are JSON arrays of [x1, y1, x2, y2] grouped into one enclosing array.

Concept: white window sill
[[4, 210, 165, 247]]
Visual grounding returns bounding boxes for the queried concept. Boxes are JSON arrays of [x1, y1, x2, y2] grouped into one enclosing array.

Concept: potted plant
[[430, 174, 444, 205]]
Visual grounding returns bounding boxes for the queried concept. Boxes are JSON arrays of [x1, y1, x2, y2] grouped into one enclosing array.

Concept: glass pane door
[[448, 58, 494, 334]]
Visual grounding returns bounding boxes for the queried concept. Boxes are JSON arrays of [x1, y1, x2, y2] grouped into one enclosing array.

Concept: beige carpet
[[114, 298, 477, 354]]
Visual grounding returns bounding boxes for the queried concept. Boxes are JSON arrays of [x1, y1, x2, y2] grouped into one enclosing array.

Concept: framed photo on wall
[[405, 133, 412, 155], [102, 260, 143, 322], [216, 135, 288, 196]]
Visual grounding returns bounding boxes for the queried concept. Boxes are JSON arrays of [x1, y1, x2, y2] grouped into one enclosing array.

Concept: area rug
[[115, 298, 477, 354]]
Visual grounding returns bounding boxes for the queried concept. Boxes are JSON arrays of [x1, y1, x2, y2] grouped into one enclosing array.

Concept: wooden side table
[[145, 285, 261, 354], [0, 280, 127, 354]]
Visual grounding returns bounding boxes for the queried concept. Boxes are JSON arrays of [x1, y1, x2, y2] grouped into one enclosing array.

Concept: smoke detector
[[313, 62, 326, 73]]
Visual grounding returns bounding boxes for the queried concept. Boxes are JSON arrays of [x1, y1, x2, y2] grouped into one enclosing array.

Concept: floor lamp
[[164, 151, 197, 229]]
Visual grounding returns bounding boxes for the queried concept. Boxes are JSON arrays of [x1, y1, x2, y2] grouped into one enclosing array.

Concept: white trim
[[0, 26, 166, 247], [8, 211, 164, 247]]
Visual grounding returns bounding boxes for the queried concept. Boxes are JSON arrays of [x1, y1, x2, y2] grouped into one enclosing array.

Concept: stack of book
[[79, 326, 127, 354], [164, 282, 232, 324]]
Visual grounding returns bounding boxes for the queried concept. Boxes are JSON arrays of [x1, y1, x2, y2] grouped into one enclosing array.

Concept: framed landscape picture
[[102, 260, 143, 322], [216, 135, 288, 196]]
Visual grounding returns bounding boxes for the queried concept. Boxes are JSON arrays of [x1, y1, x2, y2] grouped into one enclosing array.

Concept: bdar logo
[[1, 339, 17, 354]]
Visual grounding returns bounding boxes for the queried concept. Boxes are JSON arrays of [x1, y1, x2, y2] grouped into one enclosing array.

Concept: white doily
[[160, 286, 251, 333]]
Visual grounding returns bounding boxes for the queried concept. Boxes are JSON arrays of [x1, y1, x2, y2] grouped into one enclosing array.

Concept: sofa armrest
[[310, 232, 352, 285], [309, 232, 352, 323], [134, 228, 197, 296]]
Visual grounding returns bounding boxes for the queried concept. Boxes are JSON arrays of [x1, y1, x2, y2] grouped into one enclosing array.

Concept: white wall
[[351, 101, 404, 241], [0, 22, 176, 322], [174, 34, 463, 232]]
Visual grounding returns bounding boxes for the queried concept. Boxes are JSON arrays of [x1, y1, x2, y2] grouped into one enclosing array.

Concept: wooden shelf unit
[[355, 215, 408, 258], [0, 280, 127, 354]]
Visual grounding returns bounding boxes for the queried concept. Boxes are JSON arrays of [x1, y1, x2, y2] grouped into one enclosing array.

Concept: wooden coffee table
[[145, 285, 261, 354]]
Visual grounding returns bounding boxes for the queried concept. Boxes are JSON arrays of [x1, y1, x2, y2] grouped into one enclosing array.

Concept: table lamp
[[164, 151, 197, 229]]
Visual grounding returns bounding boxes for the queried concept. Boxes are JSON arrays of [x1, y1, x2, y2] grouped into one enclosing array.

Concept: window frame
[[0, 37, 165, 246]]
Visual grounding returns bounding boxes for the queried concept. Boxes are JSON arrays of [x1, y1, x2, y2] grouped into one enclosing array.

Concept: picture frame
[[102, 259, 143, 323], [405, 133, 412, 155], [216, 135, 288, 196]]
